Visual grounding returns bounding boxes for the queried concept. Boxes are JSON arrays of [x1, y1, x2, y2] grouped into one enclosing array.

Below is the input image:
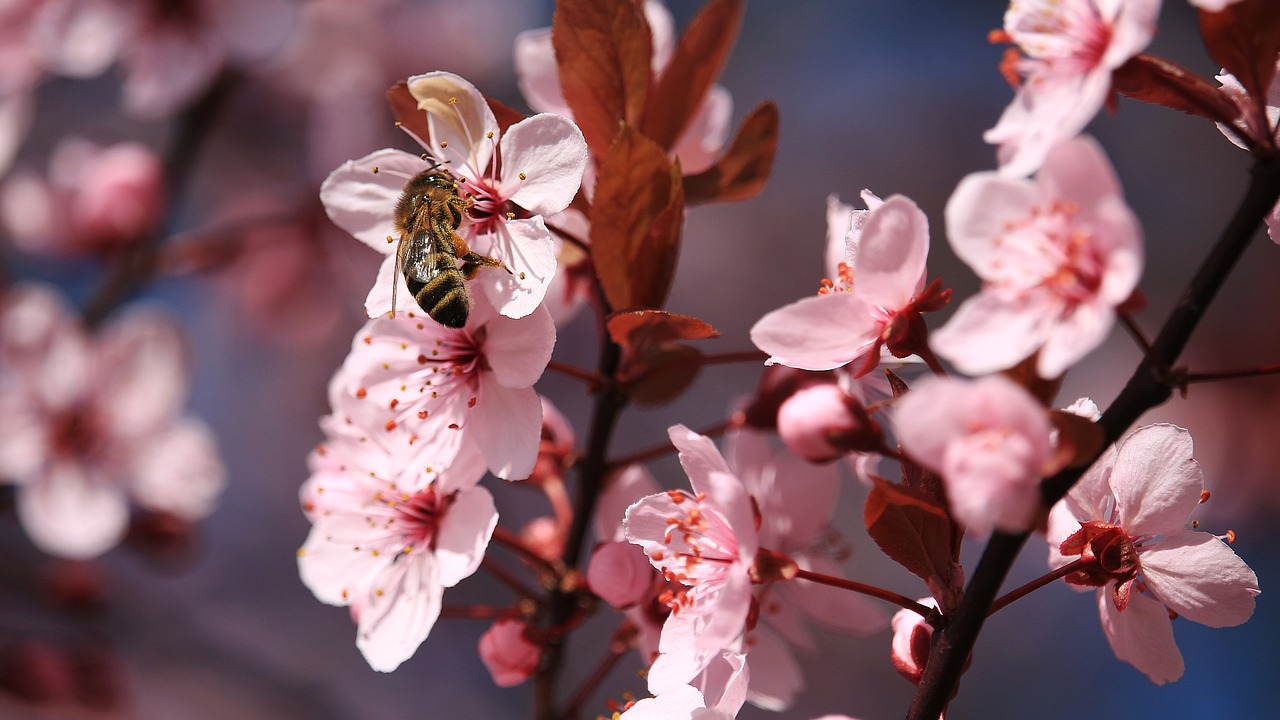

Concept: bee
[[391, 169, 507, 327]]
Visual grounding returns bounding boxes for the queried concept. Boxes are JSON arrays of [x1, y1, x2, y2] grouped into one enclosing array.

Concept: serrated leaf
[[591, 126, 684, 310], [622, 344, 703, 406], [553, 0, 652, 160], [641, 0, 744, 151], [683, 101, 779, 204], [864, 477, 960, 589], [1112, 54, 1242, 125]]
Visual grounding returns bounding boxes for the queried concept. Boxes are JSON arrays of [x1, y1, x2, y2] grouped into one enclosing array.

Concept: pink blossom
[[624, 426, 758, 693], [319, 71, 588, 321], [1, 137, 164, 256], [478, 618, 541, 688], [751, 192, 943, 375], [619, 650, 749, 720], [0, 285, 224, 559], [513, 0, 732, 178], [932, 136, 1143, 378], [986, 0, 1161, 177], [890, 597, 938, 685], [329, 291, 554, 481], [896, 375, 1054, 536], [1046, 424, 1259, 684], [727, 428, 886, 710], [296, 393, 492, 673]]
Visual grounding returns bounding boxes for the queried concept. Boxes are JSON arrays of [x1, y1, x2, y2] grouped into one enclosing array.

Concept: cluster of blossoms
[[289, 0, 1273, 717]]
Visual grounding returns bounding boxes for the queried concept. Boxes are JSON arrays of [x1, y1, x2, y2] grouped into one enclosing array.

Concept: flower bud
[[586, 540, 654, 609], [891, 598, 937, 685], [478, 619, 541, 688], [70, 142, 165, 248], [777, 384, 881, 462], [520, 516, 564, 562]]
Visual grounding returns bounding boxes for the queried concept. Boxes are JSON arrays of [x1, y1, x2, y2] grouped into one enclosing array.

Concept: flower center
[[994, 200, 1102, 307], [650, 490, 740, 614], [383, 485, 456, 555]]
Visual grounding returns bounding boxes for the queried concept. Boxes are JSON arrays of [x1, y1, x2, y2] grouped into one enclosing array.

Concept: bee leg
[[451, 231, 510, 278]]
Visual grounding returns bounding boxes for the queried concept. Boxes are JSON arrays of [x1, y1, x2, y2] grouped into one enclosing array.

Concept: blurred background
[[0, 0, 1276, 718]]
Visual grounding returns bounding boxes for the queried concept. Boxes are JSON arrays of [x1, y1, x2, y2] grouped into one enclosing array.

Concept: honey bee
[[391, 169, 507, 327]]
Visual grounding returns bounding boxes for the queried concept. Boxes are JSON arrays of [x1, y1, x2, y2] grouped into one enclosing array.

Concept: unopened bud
[[777, 384, 882, 462], [478, 619, 542, 688], [586, 541, 654, 609]]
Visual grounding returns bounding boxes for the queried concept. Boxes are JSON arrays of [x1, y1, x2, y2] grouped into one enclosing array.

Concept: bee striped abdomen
[[408, 244, 470, 328]]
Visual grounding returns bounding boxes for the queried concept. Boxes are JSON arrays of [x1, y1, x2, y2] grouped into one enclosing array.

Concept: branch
[[907, 154, 1280, 720]]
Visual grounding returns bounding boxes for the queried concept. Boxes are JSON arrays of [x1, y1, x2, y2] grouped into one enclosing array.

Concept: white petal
[[1098, 588, 1184, 685], [356, 558, 443, 672], [474, 218, 557, 319], [471, 382, 542, 480], [1140, 531, 1259, 628], [1110, 424, 1202, 536], [129, 417, 225, 519], [500, 114, 588, 216], [409, 72, 497, 176], [18, 462, 128, 559], [483, 302, 555, 388], [750, 293, 876, 371], [434, 484, 497, 587], [319, 148, 427, 251]]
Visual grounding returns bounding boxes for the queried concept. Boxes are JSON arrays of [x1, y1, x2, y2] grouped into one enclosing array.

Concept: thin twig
[[794, 568, 932, 616], [988, 558, 1085, 615]]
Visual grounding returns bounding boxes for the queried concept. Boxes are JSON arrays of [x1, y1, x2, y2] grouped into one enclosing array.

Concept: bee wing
[[402, 226, 441, 283]]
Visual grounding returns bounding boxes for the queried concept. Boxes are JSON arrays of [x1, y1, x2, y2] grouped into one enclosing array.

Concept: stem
[[440, 604, 509, 620], [907, 154, 1280, 720], [699, 350, 768, 365], [534, 290, 628, 720], [794, 568, 932, 617], [1184, 362, 1280, 384], [988, 558, 1086, 615], [491, 526, 559, 578], [481, 557, 538, 601]]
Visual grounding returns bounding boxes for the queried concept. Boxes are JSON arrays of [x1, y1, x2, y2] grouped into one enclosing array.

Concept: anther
[[372, 166, 379, 174], [1224, 529, 1237, 544], [518, 172, 527, 180], [385, 420, 397, 431], [1200, 490, 1211, 503], [356, 388, 367, 398]]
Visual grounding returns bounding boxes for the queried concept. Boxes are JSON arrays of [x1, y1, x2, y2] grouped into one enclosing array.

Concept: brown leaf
[[487, 97, 527, 135], [590, 126, 684, 310], [552, 0, 652, 160], [607, 310, 719, 351], [387, 81, 431, 145], [1112, 54, 1243, 125], [640, 0, 744, 151], [864, 477, 961, 592], [1199, 0, 1280, 144], [683, 101, 779, 204], [621, 344, 703, 406]]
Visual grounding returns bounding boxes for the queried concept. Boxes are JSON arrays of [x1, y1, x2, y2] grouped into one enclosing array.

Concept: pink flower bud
[[71, 142, 165, 248], [776, 384, 881, 463], [890, 598, 936, 685], [586, 540, 654, 609], [520, 516, 564, 562], [478, 619, 541, 688]]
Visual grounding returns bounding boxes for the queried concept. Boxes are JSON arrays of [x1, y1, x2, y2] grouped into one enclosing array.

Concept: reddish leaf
[[387, 81, 431, 145], [621, 344, 703, 406], [1113, 54, 1243, 125], [683, 101, 779, 204], [640, 0, 744, 151], [1199, 0, 1280, 144], [487, 97, 527, 135], [591, 125, 684, 310], [865, 477, 961, 593], [607, 309, 720, 351], [552, 0, 652, 160]]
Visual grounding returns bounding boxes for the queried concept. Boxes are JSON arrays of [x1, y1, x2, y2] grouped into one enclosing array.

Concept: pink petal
[[363, 254, 415, 320], [788, 554, 888, 634], [698, 650, 750, 717], [1102, 0, 1161, 69], [409, 72, 496, 175], [705, 471, 758, 559], [624, 493, 684, 555], [750, 293, 876, 371], [1139, 530, 1259, 628], [500, 114, 588, 216], [929, 293, 1049, 376], [1110, 424, 1202, 536], [355, 558, 443, 672], [586, 540, 655, 609], [824, 194, 857, 278], [17, 462, 128, 560], [1036, 300, 1114, 378], [513, 28, 568, 115], [296, 515, 384, 607], [620, 685, 705, 719], [96, 308, 188, 438], [434, 484, 497, 587], [319, 148, 425, 251], [669, 425, 734, 498], [672, 85, 732, 176], [1037, 136, 1122, 219], [593, 464, 660, 543], [472, 382, 542, 480], [1063, 443, 1118, 525], [130, 417, 225, 519], [854, 195, 929, 310], [742, 626, 802, 711], [121, 25, 223, 120], [944, 171, 1039, 275], [756, 442, 840, 546], [1098, 588, 1184, 685], [474, 217, 557, 319], [483, 301, 555, 388]]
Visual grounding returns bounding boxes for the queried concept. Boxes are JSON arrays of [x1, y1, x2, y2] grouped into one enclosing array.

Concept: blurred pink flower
[[478, 618, 541, 688], [0, 285, 224, 559], [896, 375, 1053, 536], [932, 136, 1143, 378], [1045, 424, 1259, 684], [986, 0, 1160, 176], [514, 0, 732, 179], [1, 137, 164, 256], [296, 393, 492, 673], [328, 291, 555, 480], [624, 426, 758, 694], [320, 71, 588, 321], [619, 650, 749, 720], [751, 192, 941, 375]]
